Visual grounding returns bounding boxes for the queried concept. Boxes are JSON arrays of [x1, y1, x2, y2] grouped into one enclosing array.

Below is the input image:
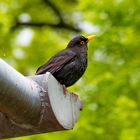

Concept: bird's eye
[[80, 41, 85, 46]]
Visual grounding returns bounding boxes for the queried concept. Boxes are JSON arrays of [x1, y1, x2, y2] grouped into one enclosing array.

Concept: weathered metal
[[0, 58, 82, 139]]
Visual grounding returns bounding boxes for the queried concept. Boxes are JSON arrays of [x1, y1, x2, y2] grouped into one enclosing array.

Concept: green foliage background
[[0, 0, 140, 139]]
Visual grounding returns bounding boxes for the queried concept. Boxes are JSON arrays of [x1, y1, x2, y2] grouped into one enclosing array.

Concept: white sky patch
[[93, 49, 112, 63], [78, 21, 100, 34], [16, 28, 34, 46], [72, 12, 82, 22], [93, 49, 106, 61], [13, 48, 25, 59], [93, 49, 125, 65], [0, 3, 8, 12], [18, 13, 31, 23]]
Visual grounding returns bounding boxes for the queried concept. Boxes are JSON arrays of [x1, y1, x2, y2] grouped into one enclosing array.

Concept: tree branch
[[11, 0, 81, 32], [43, 0, 64, 23], [11, 21, 81, 32]]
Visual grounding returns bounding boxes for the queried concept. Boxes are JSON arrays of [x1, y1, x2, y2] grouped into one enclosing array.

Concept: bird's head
[[67, 35, 96, 51]]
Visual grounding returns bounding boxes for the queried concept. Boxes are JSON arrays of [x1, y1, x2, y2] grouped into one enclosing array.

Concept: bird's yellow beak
[[87, 35, 96, 42]]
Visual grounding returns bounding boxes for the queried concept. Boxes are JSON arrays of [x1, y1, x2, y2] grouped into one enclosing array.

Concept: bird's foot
[[71, 92, 83, 110], [72, 92, 79, 99], [62, 85, 68, 95]]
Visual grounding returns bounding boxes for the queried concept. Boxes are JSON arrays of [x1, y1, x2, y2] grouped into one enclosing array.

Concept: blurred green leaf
[[1, 0, 140, 140]]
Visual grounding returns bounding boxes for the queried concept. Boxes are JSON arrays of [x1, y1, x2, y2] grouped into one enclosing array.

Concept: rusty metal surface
[[0, 59, 82, 139], [0, 59, 41, 127], [0, 88, 64, 139]]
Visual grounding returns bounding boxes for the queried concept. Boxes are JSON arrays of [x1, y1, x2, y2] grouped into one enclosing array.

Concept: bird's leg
[[62, 85, 68, 95]]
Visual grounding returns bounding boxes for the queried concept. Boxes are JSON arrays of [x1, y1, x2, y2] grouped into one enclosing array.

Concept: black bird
[[36, 35, 96, 89]]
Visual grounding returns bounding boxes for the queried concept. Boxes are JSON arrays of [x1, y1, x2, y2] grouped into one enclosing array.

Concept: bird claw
[[62, 85, 68, 95], [72, 92, 79, 98]]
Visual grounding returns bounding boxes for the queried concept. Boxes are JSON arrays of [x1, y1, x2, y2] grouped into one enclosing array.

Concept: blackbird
[[36, 35, 96, 88]]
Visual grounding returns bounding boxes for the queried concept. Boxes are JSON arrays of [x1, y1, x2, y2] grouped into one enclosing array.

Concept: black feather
[[36, 35, 88, 87]]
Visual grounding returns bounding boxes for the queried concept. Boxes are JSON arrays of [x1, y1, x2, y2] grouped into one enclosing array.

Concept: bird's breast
[[54, 52, 87, 87], [78, 52, 87, 73]]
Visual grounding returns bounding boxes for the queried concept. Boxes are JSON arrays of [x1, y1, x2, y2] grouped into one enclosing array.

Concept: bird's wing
[[36, 49, 76, 75]]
